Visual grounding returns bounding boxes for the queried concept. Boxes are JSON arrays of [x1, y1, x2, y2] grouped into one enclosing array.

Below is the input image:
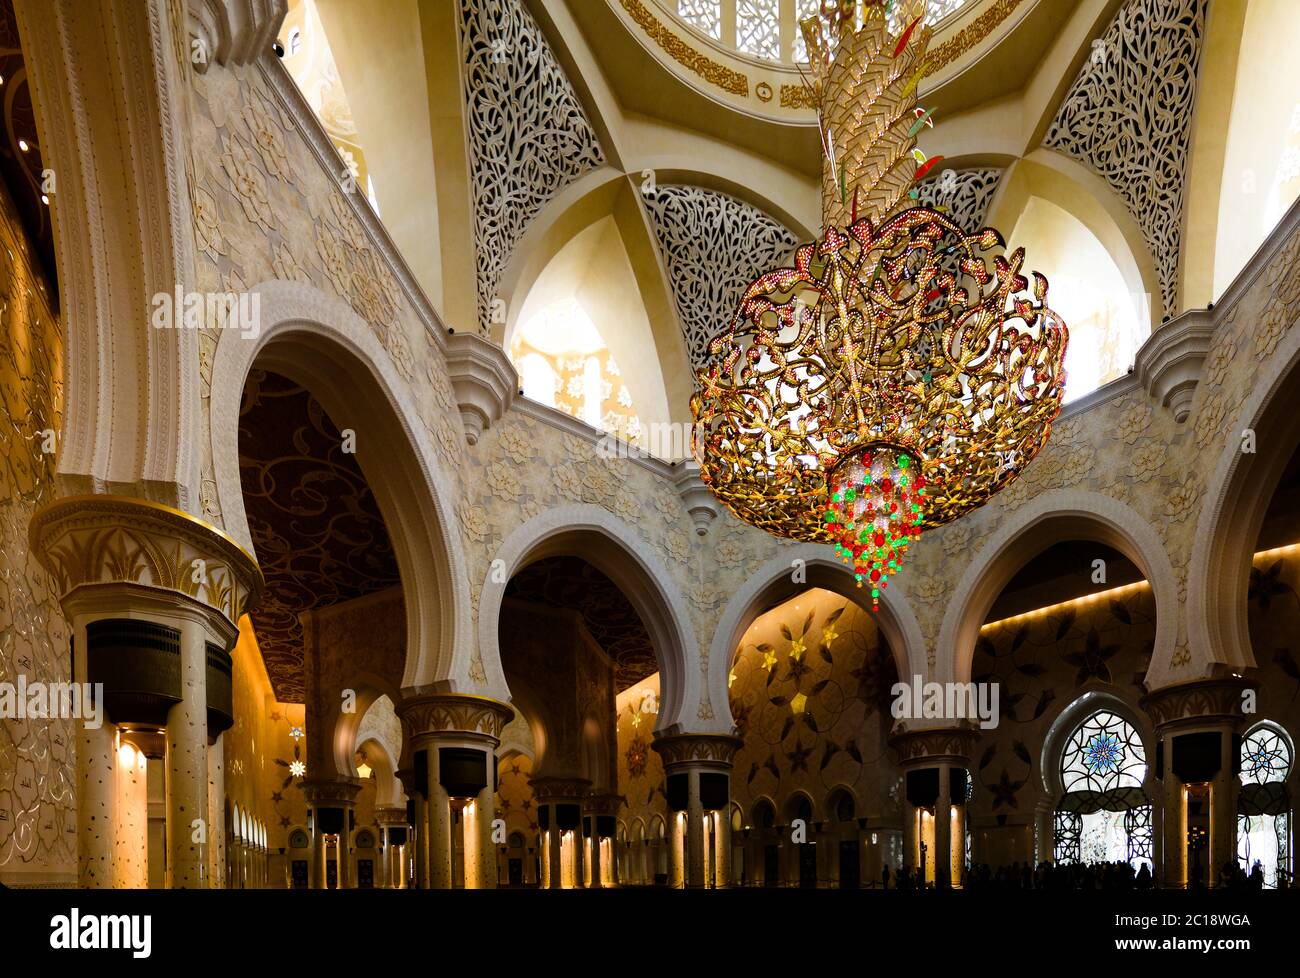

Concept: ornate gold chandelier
[[690, 0, 1068, 609]]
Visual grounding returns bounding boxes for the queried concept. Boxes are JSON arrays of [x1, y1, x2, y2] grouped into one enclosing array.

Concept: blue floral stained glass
[[1061, 710, 1146, 794], [1240, 724, 1292, 785], [1084, 731, 1123, 773]]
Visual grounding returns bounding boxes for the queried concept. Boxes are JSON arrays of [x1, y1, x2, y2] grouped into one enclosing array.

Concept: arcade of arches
[[5, 0, 1300, 894]]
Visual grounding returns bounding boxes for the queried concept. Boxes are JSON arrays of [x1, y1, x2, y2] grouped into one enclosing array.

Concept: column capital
[[889, 725, 980, 767], [529, 776, 593, 802], [397, 690, 514, 745], [29, 494, 263, 628], [585, 793, 624, 816], [1141, 675, 1257, 732], [651, 732, 744, 771], [374, 807, 409, 828], [300, 778, 362, 807], [395, 768, 419, 798]]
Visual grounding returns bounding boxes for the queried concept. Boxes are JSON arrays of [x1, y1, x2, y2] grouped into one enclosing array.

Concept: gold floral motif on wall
[[728, 589, 899, 820], [0, 173, 71, 878]]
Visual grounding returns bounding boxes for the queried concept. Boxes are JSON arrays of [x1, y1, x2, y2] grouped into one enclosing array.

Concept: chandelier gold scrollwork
[[689, 0, 1068, 606]]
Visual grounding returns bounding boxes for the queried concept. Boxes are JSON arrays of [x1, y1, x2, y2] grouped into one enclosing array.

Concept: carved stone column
[[300, 779, 361, 889], [653, 733, 743, 889], [397, 692, 513, 889], [395, 768, 423, 888], [1143, 676, 1255, 888], [30, 496, 262, 888], [586, 793, 623, 887], [375, 806, 409, 889], [890, 726, 979, 889], [531, 777, 592, 889]]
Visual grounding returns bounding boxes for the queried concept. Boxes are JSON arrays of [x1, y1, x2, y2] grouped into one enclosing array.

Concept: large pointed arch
[[208, 279, 471, 693], [19, 0, 198, 503], [937, 490, 1179, 687], [479, 503, 699, 732], [1188, 288, 1300, 676], [708, 545, 928, 724]]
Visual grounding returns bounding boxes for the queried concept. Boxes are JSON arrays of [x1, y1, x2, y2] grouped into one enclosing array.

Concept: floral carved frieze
[[652, 732, 744, 769], [397, 692, 515, 742]]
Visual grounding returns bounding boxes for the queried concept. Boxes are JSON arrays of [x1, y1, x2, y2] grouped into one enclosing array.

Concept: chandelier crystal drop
[[825, 445, 925, 609], [689, 0, 1069, 606]]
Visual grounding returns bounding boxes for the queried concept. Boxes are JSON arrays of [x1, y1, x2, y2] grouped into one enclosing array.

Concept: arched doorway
[[972, 547, 1157, 871], [496, 553, 653, 889], [826, 788, 861, 888], [1050, 707, 1154, 878], [238, 368, 405, 742], [207, 284, 467, 889], [724, 572, 908, 891], [751, 799, 779, 887], [784, 794, 817, 888], [1238, 721, 1294, 887], [210, 282, 469, 699], [481, 506, 700, 889]]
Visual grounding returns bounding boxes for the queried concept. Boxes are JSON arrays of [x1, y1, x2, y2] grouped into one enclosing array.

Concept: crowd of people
[[960, 859, 1155, 890], [876, 858, 1287, 890]]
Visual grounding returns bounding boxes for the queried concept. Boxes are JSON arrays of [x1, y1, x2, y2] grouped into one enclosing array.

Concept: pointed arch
[[708, 545, 928, 728], [208, 279, 470, 693], [938, 490, 1178, 687], [1189, 300, 1300, 676], [479, 503, 699, 731]]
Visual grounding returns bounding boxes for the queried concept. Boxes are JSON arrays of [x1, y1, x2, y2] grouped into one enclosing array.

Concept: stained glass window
[[1124, 805, 1154, 866], [886, 0, 970, 32], [676, 0, 722, 40], [1060, 712, 1144, 795], [1240, 723, 1292, 785], [1060, 710, 1147, 795], [1053, 810, 1081, 864], [1055, 711, 1151, 870], [736, 0, 780, 61], [1238, 722, 1293, 887], [672, 0, 973, 66], [925, 0, 970, 25]]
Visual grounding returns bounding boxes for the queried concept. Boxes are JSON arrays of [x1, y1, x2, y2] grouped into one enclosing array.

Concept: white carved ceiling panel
[[644, 184, 799, 373], [1044, 0, 1207, 319], [460, 0, 606, 334], [914, 167, 1003, 231]]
